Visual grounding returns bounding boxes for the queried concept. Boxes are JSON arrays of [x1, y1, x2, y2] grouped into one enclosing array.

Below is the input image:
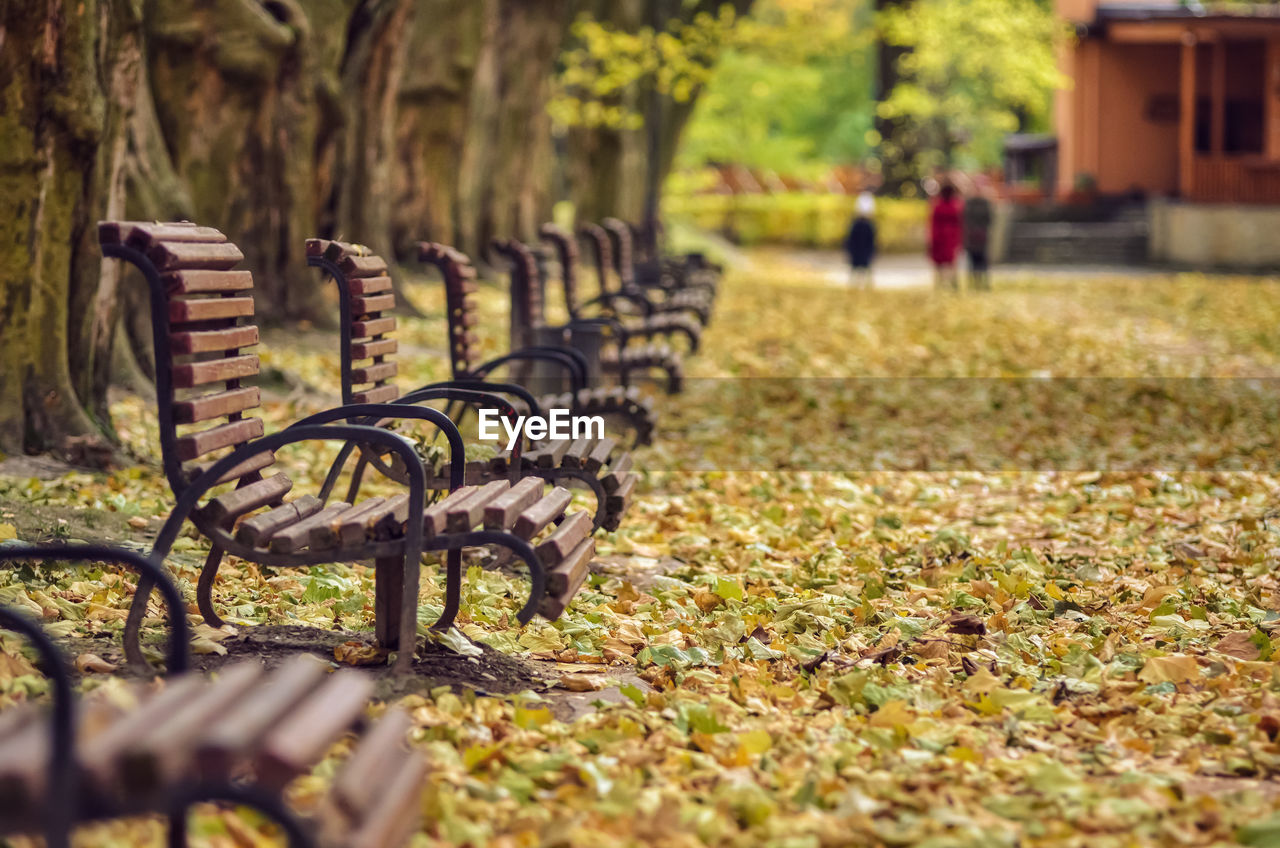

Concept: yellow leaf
[[1138, 654, 1200, 684], [868, 699, 914, 729], [0, 523, 16, 541]]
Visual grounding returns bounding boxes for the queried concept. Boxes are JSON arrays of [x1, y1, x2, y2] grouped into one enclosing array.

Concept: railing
[[1192, 156, 1280, 204]]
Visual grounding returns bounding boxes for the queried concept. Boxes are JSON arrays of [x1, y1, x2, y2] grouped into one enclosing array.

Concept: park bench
[[539, 223, 701, 353], [603, 218, 719, 302], [305, 237, 638, 532], [585, 221, 713, 326], [418, 240, 659, 448], [98, 221, 595, 668], [0, 544, 425, 848], [493, 236, 684, 395]]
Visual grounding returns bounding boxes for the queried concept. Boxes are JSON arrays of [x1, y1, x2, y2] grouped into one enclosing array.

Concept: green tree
[[876, 0, 1067, 181]]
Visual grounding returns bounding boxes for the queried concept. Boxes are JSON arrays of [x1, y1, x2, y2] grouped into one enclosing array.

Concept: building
[[1035, 1, 1280, 267]]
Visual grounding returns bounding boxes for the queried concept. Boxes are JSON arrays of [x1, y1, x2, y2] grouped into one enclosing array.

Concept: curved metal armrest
[[417, 379, 543, 418], [473, 349, 586, 394], [581, 291, 654, 317], [393, 387, 530, 459], [0, 544, 190, 674], [290, 406, 465, 491], [562, 316, 628, 344], [154, 424, 429, 561]]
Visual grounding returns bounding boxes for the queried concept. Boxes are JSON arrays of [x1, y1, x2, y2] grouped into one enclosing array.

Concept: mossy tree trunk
[[0, 0, 142, 459]]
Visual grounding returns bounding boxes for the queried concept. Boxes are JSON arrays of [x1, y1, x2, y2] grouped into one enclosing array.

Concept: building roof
[[1096, 2, 1280, 22]]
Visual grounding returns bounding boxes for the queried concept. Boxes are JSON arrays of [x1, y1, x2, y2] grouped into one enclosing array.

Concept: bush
[[663, 192, 928, 254]]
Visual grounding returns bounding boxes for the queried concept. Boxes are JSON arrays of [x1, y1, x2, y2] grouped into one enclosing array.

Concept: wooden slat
[[0, 704, 36, 744], [121, 663, 263, 790], [255, 670, 375, 789], [341, 255, 388, 278], [331, 707, 414, 819], [532, 439, 572, 470], [268, 503, 351, 553], [148, 241, 244, 271], [607, 474, 636, 514], [352, 317, 396, 338], [421, 486, 477, 538], [602, 453, 633, 493], [535, 510, 592, 566], [121, 222, 226, 245], [350, 362, 398, 385], [305, 238, 330, 257], [169, 296, 254, 323], [540, 538, 595, 619], [170, 325, 259, 355], [173, 353, 258, 388], [175, 418, 264, 461], [352, 293, 395, 314], [200, 473, 293, 525], [237, 495, 323, 548], [330, 497, 388, 547], [173, 386, 260, 424], [352, 384, 400, 404], [370, 494, 411, 540], [444, 480, 509, 533], [350, 339, 397, 360], [349, 275, 393, 295], [584, 438, 616, 473], [309, 496, 384, 550], [343, 753, 428, 848], [513, 488, 572, 540], [80, 675, 207, 791], [196, 655, 328, 778], [561, 438, 596, 469], [0, 719, 47, 815], [483, 477, 544, 530], [187, 449, 276, 486], [164, 270, 253, 294]]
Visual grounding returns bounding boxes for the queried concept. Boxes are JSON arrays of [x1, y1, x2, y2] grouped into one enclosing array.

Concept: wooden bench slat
[[350, 362, 398, 385], [352, 293, 395, 314], [237, 495, 323, 548], [255, 669, 375, 789], [121, 663, 264, 790], [352, 317, 396, 338], [80, 675, 207, 791], [444, 480, 509, 534], [311, 496, 385, 550], [370, 493, 412, 540], [169, 296, 254, 324], [332, 497, 389, 547], [195, 655, 329, 778], [164, 270, 253, 294], [340, 255, 388, 278], [148, 241, 244, 272], [187, 449, 276, 487], [532, 439, 572, 470], [330, 707, 414, 819], [535, 510, 592, 567], [584, 438, 616, 473], [483, 477, 544, 530], [420, 486, 478, 538], [540, 538, 595, 618], [352, 384, 400, 404], [350, 339, 397, 360], [343, 752, 428, 848], [606, 474, 636, 514], [170, 326, 259, 355], [173, 353, 258, 388], [561, 438, 596, 469], [175, 418, 265, 462], [602, 453, 634, 493], [513, 487, 572, 540], [349, 275, 393, 295], [268, 503, 351, 553], [200, 473, 293, 525], [173, 386, 260, 424]]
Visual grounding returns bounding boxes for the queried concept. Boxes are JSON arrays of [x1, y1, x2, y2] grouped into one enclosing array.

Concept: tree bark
[[0, 0, 141, 457]]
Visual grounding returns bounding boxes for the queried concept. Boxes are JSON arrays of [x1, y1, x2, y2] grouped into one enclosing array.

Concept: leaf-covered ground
[[3, 257, 1280, 846]]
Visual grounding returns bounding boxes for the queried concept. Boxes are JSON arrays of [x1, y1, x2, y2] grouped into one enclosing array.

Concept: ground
[[2, 252, 1280, 847]]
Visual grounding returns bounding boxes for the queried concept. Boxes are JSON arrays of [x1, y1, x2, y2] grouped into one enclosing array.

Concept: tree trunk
[[0, 0, 141, 458]]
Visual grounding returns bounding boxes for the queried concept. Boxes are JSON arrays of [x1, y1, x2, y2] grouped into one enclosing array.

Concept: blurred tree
[[876, 0, 1066, 183]]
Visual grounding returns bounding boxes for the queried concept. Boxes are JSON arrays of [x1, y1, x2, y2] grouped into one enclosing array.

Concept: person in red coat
[[929, 182, 963, 290]]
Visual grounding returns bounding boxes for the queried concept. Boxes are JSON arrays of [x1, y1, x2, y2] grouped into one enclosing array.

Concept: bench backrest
[[601, 218, 636, 287], [418, 243, 483, 379], [490, 238, 545, 352], [539, 223, 580, 314], [99, 222, 273, 497], [305, 239, 402, 406], [577, 223, 617, 296]]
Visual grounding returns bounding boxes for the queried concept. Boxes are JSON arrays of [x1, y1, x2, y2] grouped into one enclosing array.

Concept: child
[[844, 191, 877, 289], [928, 182, 963, 290], [963, 191, 993, 291]]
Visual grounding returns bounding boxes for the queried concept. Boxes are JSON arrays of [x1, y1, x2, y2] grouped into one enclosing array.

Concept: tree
[[875, 0, 1066, 182]]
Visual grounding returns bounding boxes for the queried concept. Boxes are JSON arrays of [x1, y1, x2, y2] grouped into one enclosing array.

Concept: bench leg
[[434, 549, 464, 632], [196, 545, 226, 628], [374, 556, 404, 650]]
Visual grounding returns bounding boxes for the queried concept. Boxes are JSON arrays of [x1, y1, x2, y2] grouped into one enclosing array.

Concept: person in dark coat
[[929, 182, 963, 290], [963, 191, 993, 291], [844, 191, 877, 289]]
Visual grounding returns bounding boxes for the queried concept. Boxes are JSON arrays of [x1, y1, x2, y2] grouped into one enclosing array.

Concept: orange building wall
[[1094, 44, 1181, 195]]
